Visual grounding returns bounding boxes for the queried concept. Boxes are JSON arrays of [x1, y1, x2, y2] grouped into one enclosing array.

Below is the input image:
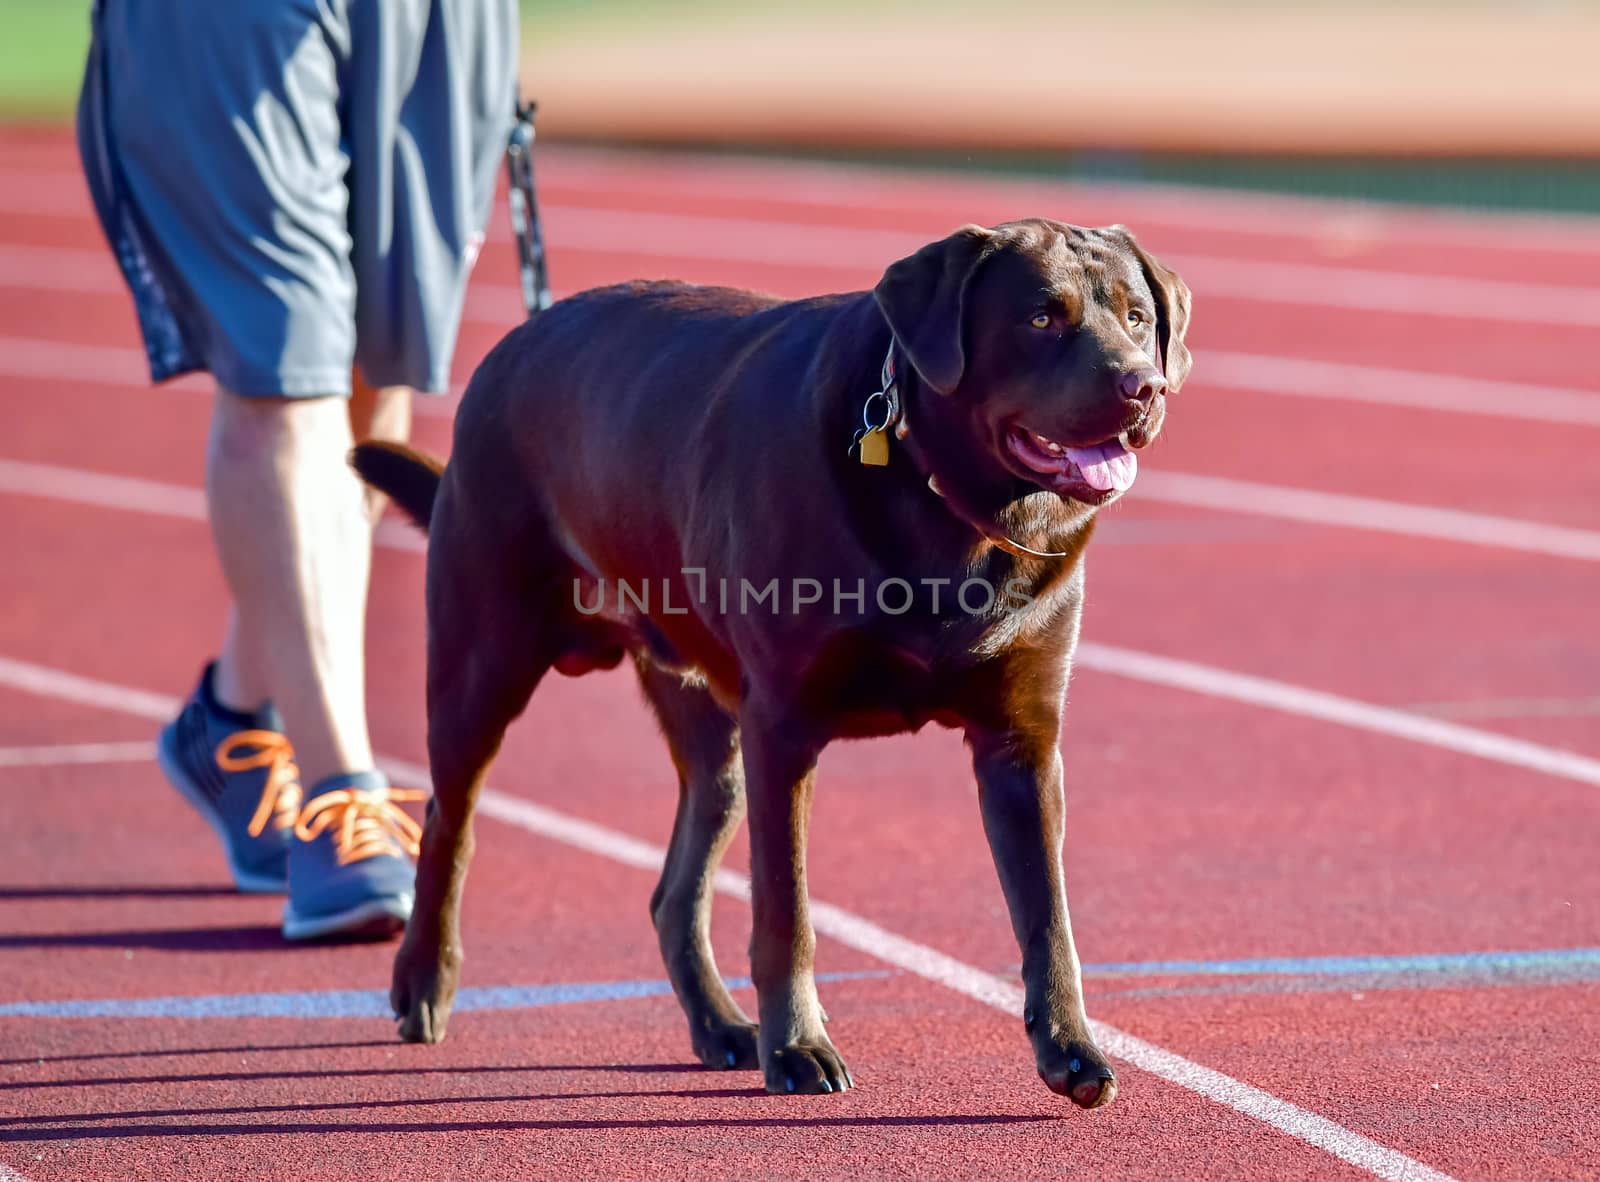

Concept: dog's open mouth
[[1005, 427, 1137, 503]]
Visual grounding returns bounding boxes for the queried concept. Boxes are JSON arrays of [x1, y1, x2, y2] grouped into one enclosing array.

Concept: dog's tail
[[349, 441, 444, 532]]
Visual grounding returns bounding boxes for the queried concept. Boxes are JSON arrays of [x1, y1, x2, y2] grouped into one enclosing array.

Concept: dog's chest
[[811, 649, 969, 737], [800, 563, 1088, 738], [801, 604, 1066, 739]]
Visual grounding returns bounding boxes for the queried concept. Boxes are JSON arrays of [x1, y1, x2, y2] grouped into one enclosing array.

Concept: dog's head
[[874, 219, 1191, 507]]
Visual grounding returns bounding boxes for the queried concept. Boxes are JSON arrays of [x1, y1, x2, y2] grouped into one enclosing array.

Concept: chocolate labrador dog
[[352, 219, 1191, 1109]]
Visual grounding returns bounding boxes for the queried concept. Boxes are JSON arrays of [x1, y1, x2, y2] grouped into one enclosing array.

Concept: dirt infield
[[523, 1, 1600, 157]]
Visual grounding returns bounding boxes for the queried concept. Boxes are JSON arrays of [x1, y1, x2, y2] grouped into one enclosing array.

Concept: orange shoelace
[[214, 730, 304, 837], [294, 787, 427, 866]]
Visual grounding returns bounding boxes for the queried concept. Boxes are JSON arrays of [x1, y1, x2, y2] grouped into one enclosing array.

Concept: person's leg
[[212, 610, 270, 717], [205, 382, 422, 942], [209, 370, 415, 780], [206, 389, 376, 791], [212, 370, 410, 715], [83, 3, 377, 902], [80, 0, 492, 933]]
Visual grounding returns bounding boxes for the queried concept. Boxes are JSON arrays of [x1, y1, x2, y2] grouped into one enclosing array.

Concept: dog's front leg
[[740, 707, 853, 1094], [968, 726, 1117, 1109]]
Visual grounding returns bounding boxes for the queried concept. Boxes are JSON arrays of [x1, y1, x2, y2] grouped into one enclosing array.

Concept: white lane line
[[0, 653, 1456, 1182], [0, 741, 154, 768], [8, 214, 1600, 328], [0, 244, 125, 293], [12, 655, 1592, 795], [0, 337, 150, 383], [1136, 471, 1600, 562], [13, 153, 1600, 259], [6, 454, 1597, 567], [0, 459, 207, 522], [1406, 696, 1600, 722], [0, 337, 459, 419], [480, 209, 1600, 328], [0, 1164, 35, 1182], [0, 169, 91, 214], [473, 206, 1600, 329], [1159, 252, 1600, 327], [9, 334, 1598, 430], [530, 147, 1600, 258], [0, 660, 180, 724], [1200, 351, 1600, 427], [1074, 644, 1600, 790], [0, 336, 202, 391], [0, 458, 425, 553]]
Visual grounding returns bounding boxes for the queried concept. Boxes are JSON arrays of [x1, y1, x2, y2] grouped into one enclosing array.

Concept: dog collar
[[849, 339, 1075, 560], [848, 343, 901, 466], [855, 344, 1075, 561]]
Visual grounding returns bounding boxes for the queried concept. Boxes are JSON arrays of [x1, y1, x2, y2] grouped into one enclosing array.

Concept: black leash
[[505, 96, 553, 319]]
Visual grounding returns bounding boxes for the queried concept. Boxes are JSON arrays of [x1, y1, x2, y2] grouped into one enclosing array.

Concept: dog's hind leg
[[392, 493, 553, 1045], [634, 657, 760, 1070]]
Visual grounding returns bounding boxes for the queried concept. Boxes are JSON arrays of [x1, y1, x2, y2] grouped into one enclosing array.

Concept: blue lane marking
[[0, 970, 888, 1021], [1082, 947, 1600, 979], [7, 949, 1595, 1020]]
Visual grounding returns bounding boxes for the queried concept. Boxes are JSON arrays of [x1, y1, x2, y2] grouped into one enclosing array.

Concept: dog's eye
[[1029, 313, 1052, 330], [1127, 309, 1148, 328]]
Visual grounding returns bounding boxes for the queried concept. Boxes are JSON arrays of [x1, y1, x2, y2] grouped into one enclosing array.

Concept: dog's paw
[[1037, 1041, 1117, 1110], [395, 997, 451, 1044], [391, 944, 459, 1045], [763, 1037, 854, 1095], [692, 1018, 761, 1070]]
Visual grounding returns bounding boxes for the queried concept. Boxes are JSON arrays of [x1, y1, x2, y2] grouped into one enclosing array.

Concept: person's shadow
[[0, 881, 394, 949], [0, 923, 290, 953]]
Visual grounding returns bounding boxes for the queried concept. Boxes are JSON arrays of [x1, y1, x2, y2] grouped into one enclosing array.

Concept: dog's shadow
[[3, 1104, 1056, 1140], [0, 924, 292, 953], [0, 884, 238, 901], [9, 1113, 1062, 1138], [0, 1053, 1061, 1136]]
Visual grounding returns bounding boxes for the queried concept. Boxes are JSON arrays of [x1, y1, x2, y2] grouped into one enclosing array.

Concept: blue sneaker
[[283, 770, 424, 941], [156, 664, 302, 893]]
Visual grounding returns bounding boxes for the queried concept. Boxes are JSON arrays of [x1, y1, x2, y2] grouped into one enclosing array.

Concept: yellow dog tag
[[857, 426, 889, 466]]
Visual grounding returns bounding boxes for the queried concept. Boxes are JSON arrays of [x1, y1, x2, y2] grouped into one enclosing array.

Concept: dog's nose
[[1118, 369, 1167, 404]]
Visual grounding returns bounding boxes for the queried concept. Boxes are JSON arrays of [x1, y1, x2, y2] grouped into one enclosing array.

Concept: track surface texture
[[1, 128, 1597, 1180]]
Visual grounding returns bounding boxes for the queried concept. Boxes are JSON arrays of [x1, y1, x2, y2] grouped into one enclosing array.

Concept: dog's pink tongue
[[1065, 442, 1137, 492]]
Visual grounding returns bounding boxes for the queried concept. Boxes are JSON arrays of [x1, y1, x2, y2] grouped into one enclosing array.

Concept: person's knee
[[210, 387, 352, 469]]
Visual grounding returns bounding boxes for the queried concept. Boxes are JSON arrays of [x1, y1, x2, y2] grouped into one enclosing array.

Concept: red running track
[[1, 128, 1598, 1180]]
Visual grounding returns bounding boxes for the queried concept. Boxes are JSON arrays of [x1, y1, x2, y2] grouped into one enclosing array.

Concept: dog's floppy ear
[[1109, 226, 1193, 393], [873, 224, 998, 395]]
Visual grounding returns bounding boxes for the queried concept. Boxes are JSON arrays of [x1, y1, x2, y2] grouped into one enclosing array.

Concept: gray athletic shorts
[[77, 0, 519, 397]]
